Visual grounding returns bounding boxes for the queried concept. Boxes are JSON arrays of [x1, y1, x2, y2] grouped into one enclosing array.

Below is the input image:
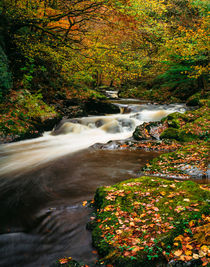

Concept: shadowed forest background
[[0, 0, 209, 140]]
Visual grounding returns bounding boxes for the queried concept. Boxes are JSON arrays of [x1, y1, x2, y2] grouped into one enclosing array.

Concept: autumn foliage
[[91, 177, 209, 266]]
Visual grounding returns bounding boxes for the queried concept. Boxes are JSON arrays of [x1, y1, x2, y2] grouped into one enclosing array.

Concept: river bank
[[0, 93, 209, 267], [55, 98, 209, 266]]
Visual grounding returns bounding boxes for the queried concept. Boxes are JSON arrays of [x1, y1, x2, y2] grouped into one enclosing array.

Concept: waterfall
[[0, 103, 186, 176]]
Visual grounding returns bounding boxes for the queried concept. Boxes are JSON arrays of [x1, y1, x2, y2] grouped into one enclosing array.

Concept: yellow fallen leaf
[[193, 253, 199, 259], [82, 201, 87, 206], [130, 222, 135, 227], [185, 250, 192, 256], [186, 244, 193, 250], [174, 250, 183, 257], [174, 235, 184, 241], [201, 245, 208, 253]]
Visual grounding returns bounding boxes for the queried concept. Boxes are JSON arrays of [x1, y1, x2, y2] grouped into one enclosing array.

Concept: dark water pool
[[0, 148, 161, 267]]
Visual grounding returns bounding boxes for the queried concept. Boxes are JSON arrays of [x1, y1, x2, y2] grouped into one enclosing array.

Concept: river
[[0, 100, 186, 266]]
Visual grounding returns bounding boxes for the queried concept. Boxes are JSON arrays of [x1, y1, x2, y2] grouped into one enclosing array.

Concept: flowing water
[[0, 101, 187, 266]]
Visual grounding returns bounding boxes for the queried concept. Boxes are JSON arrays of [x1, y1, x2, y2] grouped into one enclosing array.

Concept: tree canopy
[[0, 0, 209, 137]]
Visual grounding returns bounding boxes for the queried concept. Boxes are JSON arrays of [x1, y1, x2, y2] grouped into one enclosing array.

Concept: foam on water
[[0, 103, 186, 176]]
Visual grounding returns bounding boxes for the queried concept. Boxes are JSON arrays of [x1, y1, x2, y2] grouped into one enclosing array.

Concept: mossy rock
[[160, 128, 180, 140], [133, 123, 151, 140], [178, 130, 198, 142], [92, 176, 210, 266], [133, 122, 161, 140], [83, 99, 120, 115], [186, 93, 201, 106], [167, 118, 181, 128], [161, 112, 188, 123]]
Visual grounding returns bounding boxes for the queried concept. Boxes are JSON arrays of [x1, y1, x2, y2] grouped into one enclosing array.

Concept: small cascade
[[0, 103, 186, 176], [105, 90, 119, 99]]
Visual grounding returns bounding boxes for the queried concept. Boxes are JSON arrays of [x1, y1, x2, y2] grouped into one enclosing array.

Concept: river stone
[[83, 99, 120, 115], [133, 122, 163, 140], [133, 123, 152, 140]]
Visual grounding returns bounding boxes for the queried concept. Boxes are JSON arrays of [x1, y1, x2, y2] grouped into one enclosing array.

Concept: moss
[[133, 123, 152, 140], [91, 177, 210, 266], [178, 130, 197, 142], [144, 141, 209, 178], [186, 93, 201, 106], [160, 128, 180, 140]]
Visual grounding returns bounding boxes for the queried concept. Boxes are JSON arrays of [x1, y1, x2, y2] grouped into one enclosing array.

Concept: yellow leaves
[[116, 229, 123, 235], [104, 205, 114, 211], [186, 244, 193, 250], [189, 220, 195, 227], [193, 223, 210, 245], [174, 250, 183, 257], [185, 250, 192, 256], [193, 253, 200, 259], [82, 200, 87, 206], [201, 245, 209, 253], [129, 222, 135, 227], [174, 235, 184, 242]]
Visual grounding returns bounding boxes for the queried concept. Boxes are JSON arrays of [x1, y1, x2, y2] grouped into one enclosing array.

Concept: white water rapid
[[0, 103, 186, 176]]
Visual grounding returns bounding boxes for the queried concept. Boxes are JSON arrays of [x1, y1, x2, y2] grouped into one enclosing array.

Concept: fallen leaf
[[174, 250, 183, 257], [193, 253, 199, 259], [82, 201, 87, 206]]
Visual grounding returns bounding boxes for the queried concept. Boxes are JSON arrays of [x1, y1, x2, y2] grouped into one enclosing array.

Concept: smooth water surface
[[0, 102, 187, 266]]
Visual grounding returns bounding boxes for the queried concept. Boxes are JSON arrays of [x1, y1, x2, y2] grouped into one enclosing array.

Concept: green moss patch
[[91, 177, 210, 266], [143, 141, 209, 179]]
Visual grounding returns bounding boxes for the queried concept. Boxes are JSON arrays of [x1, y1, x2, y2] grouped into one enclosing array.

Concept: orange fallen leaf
[[82, 201, 87, 206], [186, 244, 193, 250], [59, 258, 69, 264], [185, 255, 192, 261]]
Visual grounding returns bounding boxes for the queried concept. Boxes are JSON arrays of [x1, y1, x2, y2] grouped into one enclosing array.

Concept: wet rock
[[95, 119, 104, 128], [133, 123, 152, 140], [83, 99, 120, 115], [133, 121, 166, 141], [180, 164, 204, 178], [167, 259, 202, 267]]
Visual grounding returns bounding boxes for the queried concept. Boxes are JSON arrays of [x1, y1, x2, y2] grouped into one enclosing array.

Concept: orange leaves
[[59, 257, 72, 264], [171, 215, 210, 265], [93, 176, 210, 267]]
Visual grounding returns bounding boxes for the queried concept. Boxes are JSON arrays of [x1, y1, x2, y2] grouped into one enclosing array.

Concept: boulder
[[83, 99, 120, 115]]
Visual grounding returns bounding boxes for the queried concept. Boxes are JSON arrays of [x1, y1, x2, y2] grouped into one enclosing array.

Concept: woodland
[[0, 0, 209, 139], [0, 1, 209, 267]]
